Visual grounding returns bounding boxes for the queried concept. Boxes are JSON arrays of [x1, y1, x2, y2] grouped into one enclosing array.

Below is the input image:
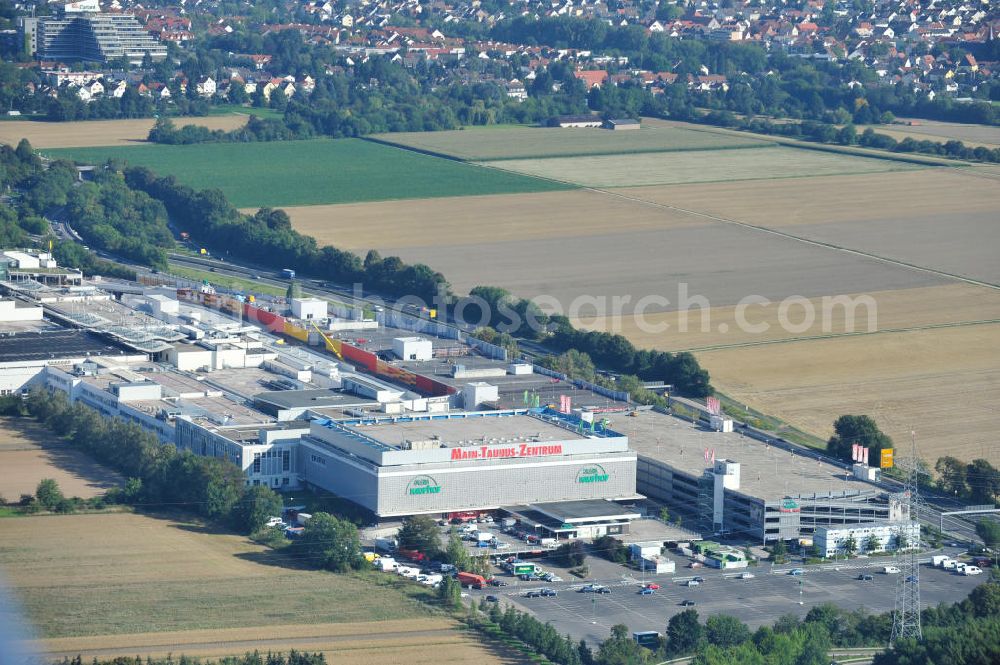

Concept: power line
[[891, 431, 924, 645]]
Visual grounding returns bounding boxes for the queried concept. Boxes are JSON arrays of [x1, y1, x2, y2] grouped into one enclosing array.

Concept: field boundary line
[[675, 318, 1000, 353], [593, 182, 1000, 292]]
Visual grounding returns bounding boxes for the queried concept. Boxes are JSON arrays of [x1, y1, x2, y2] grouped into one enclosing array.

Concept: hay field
[[696, 323, 1000, 464], [0, 418, 122, 500], [617, 168, 1000, 284], [484, 146, 921, 188], [862, 120, 1000, 149], [374, 125, 773, 160], [572, 283, 1000, 351], [0, 512, 426, 637], [33, 621, 526, 664], [48, 139, 570, 208], [372, 212, 946, 310], [283, 189, 710, 252], [0, 115, 249, 149]]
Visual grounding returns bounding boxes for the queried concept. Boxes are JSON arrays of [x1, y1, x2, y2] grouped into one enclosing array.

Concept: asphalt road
[[469, 558, 987, 646]]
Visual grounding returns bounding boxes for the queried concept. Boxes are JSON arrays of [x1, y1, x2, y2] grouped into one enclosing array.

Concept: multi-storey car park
[[624, 409, 908, 544]]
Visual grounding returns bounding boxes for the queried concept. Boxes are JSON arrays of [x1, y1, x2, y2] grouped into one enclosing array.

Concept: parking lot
[[466, 551, 987, 646]]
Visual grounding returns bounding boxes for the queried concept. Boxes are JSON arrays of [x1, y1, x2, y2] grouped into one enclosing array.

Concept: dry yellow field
[[0, 115, 249, 149], [697, 323, 1000, 463], [0, 417, 122, 500], [573, 283, 1000, 351], [861, 119, 1000, 149], [281, 188, 708, 252], [615, 168, 996, 228], [33, 621, 527, 664], [0, 512, 524, 662], [0, 512, 425, 636]]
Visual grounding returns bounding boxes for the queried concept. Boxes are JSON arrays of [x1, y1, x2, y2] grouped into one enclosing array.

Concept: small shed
[[605, 118, 640, 130]]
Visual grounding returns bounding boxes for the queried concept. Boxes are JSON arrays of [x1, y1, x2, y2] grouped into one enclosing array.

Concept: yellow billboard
[[880, 448, 894, 469]]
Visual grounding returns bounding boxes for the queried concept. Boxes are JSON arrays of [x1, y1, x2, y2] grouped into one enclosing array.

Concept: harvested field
[[283, 189, 710, 252], [376, 216, 946, 311], [47, 139, 570, 208], [572, 283, 1000, 351], [0, 115, 249, 149], [484, 146, 921, 188], [617, 168, 1000, 284], [696, 323, 1000, 464], [0, 512, 425, 637], [375, 125, 773, 161], [31, 621, 528, 664], [0, 418, 122, 500], [862, 119, 1000, 148]]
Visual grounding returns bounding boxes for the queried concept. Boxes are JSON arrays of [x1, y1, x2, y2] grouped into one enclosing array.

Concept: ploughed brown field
[[284, 153, 1000, 463], [0, 417, 122, 500], [0, 115, 249, 149]]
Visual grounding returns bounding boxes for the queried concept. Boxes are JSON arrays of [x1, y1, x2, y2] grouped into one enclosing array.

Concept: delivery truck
[[457, 572, 487, 589], [375, 537, 398, 553]]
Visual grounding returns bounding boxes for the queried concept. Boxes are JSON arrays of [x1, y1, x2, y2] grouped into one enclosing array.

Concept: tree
[[796, 622, 832, 665], [596, 624, 654, 664], [555, 540, 587, 567], [231, 485, 284, 534], [826, 415, 893, 463], [446, 532, 472, 571], [437, 575, 462, 609], [292, 512, 362, 572], [771, 539, 788, 562], [705, 614, 751, 648], [658, 507, 670, 523], [35, 478, 64, 511], [936, 456, 969, 497], [397, 515, 442, 557], [863, 534, 881, 553], [976, 519, 1000, 549], [843, 535, 858, 557], [666, 609, 702, 655], [966, 459, 1000, 505]]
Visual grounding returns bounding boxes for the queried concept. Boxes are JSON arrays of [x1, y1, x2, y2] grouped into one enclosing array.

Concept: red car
[[644, 583, 661, 590]]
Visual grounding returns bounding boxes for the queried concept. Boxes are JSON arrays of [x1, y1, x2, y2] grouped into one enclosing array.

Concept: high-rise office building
[[37, 1, 167, 64]]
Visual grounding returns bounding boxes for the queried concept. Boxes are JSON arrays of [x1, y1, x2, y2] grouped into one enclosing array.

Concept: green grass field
[[484, 145, 924, 188], [374, 125, 774, 161], [47, 138, 572, 208]]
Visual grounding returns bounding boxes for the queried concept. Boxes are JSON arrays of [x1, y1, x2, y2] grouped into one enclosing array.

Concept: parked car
[[858, 574, 874, 581], [693, 576, 705, 583], [486, 595, 499, 603], [488, 579, 508, 587], [525, 590, 542, 598], [644, 583, 661, 590], [540, 588, 558, 597], [680, 600, 696, 607], [639, 587, 655, 595], [789, 569, 805, 576], [740, 572, 755, 579], [596, 586, 611, 594], [686, 580, 700, 587]]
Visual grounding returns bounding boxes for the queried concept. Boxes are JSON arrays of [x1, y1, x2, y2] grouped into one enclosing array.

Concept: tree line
[[1, 390, 283, 535], [827, 415, 999, 505], [54, 652, 327, 665]]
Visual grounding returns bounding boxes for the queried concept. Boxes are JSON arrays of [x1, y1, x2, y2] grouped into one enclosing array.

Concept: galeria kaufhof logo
[[407, 475, 442, 495], [576, 464, 609, 483]]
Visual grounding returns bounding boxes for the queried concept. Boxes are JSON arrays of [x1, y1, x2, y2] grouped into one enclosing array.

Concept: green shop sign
[[407, 475, 442, 496], [576, 464, 609, 484]]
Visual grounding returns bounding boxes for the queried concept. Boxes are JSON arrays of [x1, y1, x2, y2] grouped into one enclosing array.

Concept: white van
[[962, 566, 982, 576], [883, 566, 900, 574]]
